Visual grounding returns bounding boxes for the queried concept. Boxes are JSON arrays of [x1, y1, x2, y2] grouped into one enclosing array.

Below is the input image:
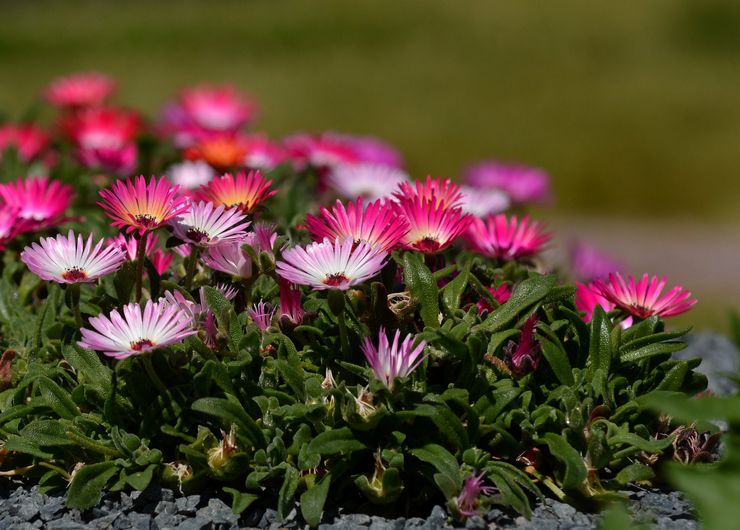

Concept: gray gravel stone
[[176, 516, 211, 530], [176, 495, 201, 515], [677, 332, 740, 395], [196, 497, 238, 526], [127, 512, 151, 530]]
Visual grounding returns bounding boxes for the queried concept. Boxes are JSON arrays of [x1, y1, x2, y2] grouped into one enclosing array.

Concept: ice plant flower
[[202, 241, 252, 279], [196, 170, 277, 214], [575, 281, 634, 328], [504, 314, 541, 376], [247, 301, 275, 331], [394, 195, 472, 254], [459, 185, 510, 217], [465, 214, 550, 261], [594, 273, 697, 319], [463, 160, 552, 205], [276, 238, 388, 291], [78, 297, 195, 359], [241, 134, 289, 170], [361, 327, 428, 391], [456, 472, 496, 517], [98, 175, 190, 235], [569, 241, 623, 281], [166, 160, 216, 192], [278, 279, 305, 327], [304, 197, 409, 253], [0, 207, 22, 249], [476, 283, 512, 314], [44, 72, 116, 109], [171, 201, 250, 247], [326, 163, 409, 201], [21, 230, 126, 284], [245, 223, 279, 258], [110, 233, 173, 276], [284, 133, 359, 169], [327, 132, 405, 169], [0, 124, 49, 163], [0, 177, 73, 229], [394, 176, 464, 208]]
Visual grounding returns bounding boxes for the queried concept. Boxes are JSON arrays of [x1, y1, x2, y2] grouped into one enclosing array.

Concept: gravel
[[1, 331, 732, 529]]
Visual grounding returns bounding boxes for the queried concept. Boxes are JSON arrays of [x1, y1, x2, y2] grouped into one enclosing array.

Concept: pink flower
[[284, 133, 360, 169], [304, 197, 409, 253], [361, 327, 427, 390], [241, 134, 289, 170], [44, 72, 116, 109], [458, 185, 510, 217], [465, 214, 550, 261], [0, 124, 49, 163], [166, 160, 216, 191], [457, 472, 496, 517], [0, 176, 73, 229], [247, 301, 275, 331], [171, 201, 250, 248], [278, 278, 305, 327], [394, 176, 465, 209], [98, 175, 190, 235], [394, 194, 472, 254], [504, 314, 541, 376], [463, 160, 551, 205], [323, 132, 404, 169], [276, 238, 388, 291], [575, 281, 634, 328], [476, 283, 512, 314], [195, 170, 277, 214], [569, 241, 623, 281], [245, 223, 279, 258], [21, 230, 126, 284], [202, 242, 252, 279], [593, 273, 697, 319], [110, 233, 173, 276], [0, 206, 23, 249], [79, 297, 195, 359], [326, 163, 409, 202]]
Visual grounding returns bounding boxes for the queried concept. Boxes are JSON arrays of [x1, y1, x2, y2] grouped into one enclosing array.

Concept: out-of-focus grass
[[1, 0, 740, 220]]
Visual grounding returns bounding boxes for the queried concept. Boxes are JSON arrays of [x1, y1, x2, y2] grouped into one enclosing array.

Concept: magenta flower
[[0, 124, 49, 163], [284, 133, 359, 169], [0, 176, 73, 229], [324, 132, 405, 168], [202, 242, 252, 279], [44, 72, 116, 109], [278, 278, 305, 327], [569, 241, 623, 281], [241, 134, 289, 170], [98, 175, 190, 235], [195, 170, 277, 214], [110, 233, 173, 276], [504, 314, 541, 376], [457, 472, 496, 517], [463, 160, 552, 205], [465, 214, 550, 261], [304, 197, 409, 253], [459, 185, 510, 217], [21, 230, 126, 284], [276, 238, 388, 291], [171, 201, 250, 248], [247, 301, 275, 331], [361, 327, 428, 390], [395, 195, 472, 254], [593, 273, 697, 319], [166, 160, 216, 192], [0, 206, 23, 249], [476, 283, 512, 314], [79, 297, 195, 359], [326, 163, 409, 202], [394, 176, 465, 209], [245, 223, 279, 258], [575, 281, 634, 328]]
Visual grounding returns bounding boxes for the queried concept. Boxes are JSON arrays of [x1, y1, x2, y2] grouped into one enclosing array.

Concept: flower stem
[[142, 353, 169, 396], [67, 283, 83, 330], [184, 247, 200, 291], [135, 233, 147, 302]]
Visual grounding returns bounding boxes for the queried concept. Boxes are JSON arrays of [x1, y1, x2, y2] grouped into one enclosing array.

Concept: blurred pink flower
[[278, 278, 305, 327], [594, 273, 697, 319], [247, 300, 275, 331], [44, 72, 116, 109], [463, 160, 551, 205], [241, 134, 289, 170], [476, 283, 512, 314], [0, 124, 49, 163], [458, 185, 510, 217], [0, 176, 73, 230], [457, 472, 496, 517], [465, 214, 550, 261], [166, 160, 216, 192], [569, 241, 623, 281], [326, 163, 409, 202]]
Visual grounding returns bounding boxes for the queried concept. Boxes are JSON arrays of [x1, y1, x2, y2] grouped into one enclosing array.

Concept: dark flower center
[[415, 237, 440, 253], [130, 338, 154, 351], [133, 214, 158, 228], [186, 228, 210, 243], [62, 267, 87, 281], [323, 273, 349, 287]]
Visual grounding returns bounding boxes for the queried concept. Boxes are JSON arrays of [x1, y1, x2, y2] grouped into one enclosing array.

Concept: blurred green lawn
[[1, 0, 739, 331]]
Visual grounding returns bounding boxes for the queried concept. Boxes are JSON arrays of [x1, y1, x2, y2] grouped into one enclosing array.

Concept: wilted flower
[[171, 201, 250, 247], [504, 314, 541, 376], [465, 214, 550, 261], [110, 233, 173, 276], [207, 425, 239, 471], [98, 175, 189, 235], [326, 163, 409, 201], [247, 301, 275, 331], [569, 241, 623, 281], [166, 160, 216, 191], [278, 278, 305, 327], [670, 424, 720, 464], [21, 230, 126, 284], [276, 238, 388, 291], [456, 472, 496, 517], [79, 297, 195, 359], [196, 170, 276, 214], [361, 327, 427, 390], [594, 273, 697, 319], [459, 185, 510, 217], [395, 194, 472, 254], [44, 72, 116, 109], [0, 124, 49, 163], [463, 160, 551, 205], [0, 176, 73, 229], [304, 197, 409, 253]]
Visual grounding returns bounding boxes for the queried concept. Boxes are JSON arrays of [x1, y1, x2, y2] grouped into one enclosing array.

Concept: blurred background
[[1, 0, 738, 330]]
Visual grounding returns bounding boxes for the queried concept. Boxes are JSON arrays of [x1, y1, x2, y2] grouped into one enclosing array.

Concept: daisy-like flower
[[304, 197, 409, 253], [463, 160, 552, 205], [171, 201, 250, 247], [166, 160, 216, 191], [0, 124, 49, 163], [245, 223, 279, 258], [456, 472, 496, 517], [575, 281, 634, 328], [361, 327, 428, 391], [593, 273, 697, 319], [196, 170, 277, 214], [98, 175, 190, 234], [464, 214, 551, 261], [247, 301, 275, 331], [202, 241, 252, 279], [394, 176, 464, 208], [110, 233, 173, 276], [0, 206, 24, 249], [394, 195, 472, 254], [458, 185, 510, 217], [326, 163, 410, 201], [569, 241, 623, 281], [44, 72, 116, 109], [184, 136, 248, 170], [21, 230, 126, 284], [276, 238, 388, 291], [0, 177, 73, 228], [241, 134, 289, 170], [278, 278, 305, 327], [78, 297, 195, 359]]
